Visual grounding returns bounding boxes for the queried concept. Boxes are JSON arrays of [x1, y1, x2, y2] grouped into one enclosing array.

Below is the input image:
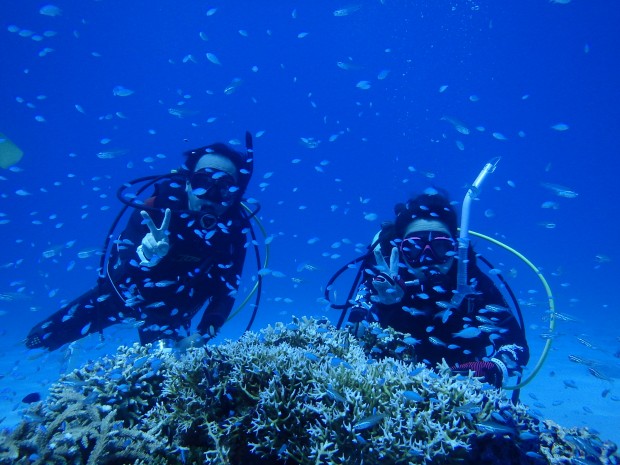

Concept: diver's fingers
[[373, 248, 389, 273], [141, 209, 171, 239], [389, 247, 400, 276], [143, 233, 159, 249], [140, 210, 158, 235], [160, 208, 172, 232]]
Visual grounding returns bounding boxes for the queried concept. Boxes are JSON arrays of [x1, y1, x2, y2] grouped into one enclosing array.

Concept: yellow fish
[[0, 133, 23, 169]]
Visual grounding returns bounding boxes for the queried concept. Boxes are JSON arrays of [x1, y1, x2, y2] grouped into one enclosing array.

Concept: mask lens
[[400, 232, 455, 266], [191, 170, 236, 202], [400, 237, 424, 264], [430, 236, 456, 259]]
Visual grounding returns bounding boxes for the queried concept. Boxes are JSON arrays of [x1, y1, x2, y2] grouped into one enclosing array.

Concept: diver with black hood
[[347, 189, 530, 389], [26, 138, 255, 351]]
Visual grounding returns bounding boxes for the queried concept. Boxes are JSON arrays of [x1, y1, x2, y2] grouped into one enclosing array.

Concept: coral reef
[[0, 317, 617, 464]]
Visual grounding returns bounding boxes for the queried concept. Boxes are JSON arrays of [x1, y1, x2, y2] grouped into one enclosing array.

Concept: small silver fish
[[540, 182, 579, 199], [588, 367, 612, 382], [567, 354, 597, 366], [402, 391, 424, 402], [455, 403, 481, 415], [304, 352, 320, 362], [452, 327, 482, 339], [96, 294, 110, 303], [436, 301, 456, 309], [353, 414, 386, 431], [145, 301, 166, 309], [333, 5, 361, 16], [575, 336, 597, 349], [563, 379, 578, 389], [475, 315, 495, 325], [428, 336, 446, 347], [325, 386, 348, 404], [476, 420, 516, 436], [402, 306, 424, 316], [481, 304, 510, 314], [549, 311, 579, 322], [478, 325, 506, 334], [434, 308, 453, 323], [97, 149, 128, 159]]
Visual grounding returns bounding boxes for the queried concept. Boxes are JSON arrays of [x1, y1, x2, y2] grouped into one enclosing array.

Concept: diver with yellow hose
[[326, 158, 554, 400], [25, 133, 267, 351]]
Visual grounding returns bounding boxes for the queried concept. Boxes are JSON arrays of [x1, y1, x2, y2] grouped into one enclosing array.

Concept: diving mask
[[189, 169, 239, 203], [399, 231, 457, 267]]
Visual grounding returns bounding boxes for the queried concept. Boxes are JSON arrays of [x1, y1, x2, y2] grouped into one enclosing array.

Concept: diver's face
[[186, 154, 239, 214], [400, 219, 456, 279]]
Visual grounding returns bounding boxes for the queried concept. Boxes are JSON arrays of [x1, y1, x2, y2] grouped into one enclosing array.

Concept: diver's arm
[[25, 285, 120, 351], [477, 274, 530, 379], [492, 320, 530, 379], [348, 282, 375, 323]]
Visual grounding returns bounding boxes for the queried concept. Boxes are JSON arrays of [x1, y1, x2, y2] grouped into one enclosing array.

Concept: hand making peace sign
[[136, 208, 172, 267]]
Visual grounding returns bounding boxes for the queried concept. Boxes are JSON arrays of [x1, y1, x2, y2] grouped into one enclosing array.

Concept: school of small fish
[[0, 2, 617, 446]]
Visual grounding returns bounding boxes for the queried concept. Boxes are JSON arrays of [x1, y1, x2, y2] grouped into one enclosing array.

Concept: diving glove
[[451, 361, 503, 388], [137, 208, 171, 267], [370, 246, 405, 305]]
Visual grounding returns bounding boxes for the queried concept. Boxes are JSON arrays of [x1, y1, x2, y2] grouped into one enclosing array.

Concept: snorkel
[[451, 157, 501, 307]]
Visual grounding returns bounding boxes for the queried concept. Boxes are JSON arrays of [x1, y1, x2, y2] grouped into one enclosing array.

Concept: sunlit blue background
[[1, 0, 619, 443]]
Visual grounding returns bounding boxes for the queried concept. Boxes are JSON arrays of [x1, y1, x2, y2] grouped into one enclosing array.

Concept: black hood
[[182, 135, 254, 199], [394, 191, 458, 238]]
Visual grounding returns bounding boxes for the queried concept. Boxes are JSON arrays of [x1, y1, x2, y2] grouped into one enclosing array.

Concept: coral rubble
[[0, 317, 617, 464]]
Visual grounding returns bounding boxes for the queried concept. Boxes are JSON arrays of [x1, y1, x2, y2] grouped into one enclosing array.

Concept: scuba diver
[[345, 189, 530, 389], [25, 138, 256, 351]]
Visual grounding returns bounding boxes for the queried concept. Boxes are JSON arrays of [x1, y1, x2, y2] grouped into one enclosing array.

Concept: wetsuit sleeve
[[348, 282, 376, 323], [347, 251, 402, 326], [24, 282, 120, 351], [474, 273, 530, 379], [196, 227, 248, 336], [25, 206, 154, 351]]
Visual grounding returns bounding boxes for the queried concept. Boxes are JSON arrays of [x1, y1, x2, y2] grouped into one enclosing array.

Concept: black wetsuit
[[348, 228, 530, 376], [26, 179, 249, 350]]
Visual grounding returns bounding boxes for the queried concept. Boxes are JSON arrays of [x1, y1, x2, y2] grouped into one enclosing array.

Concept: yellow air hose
[[469, 230, 556, 390]]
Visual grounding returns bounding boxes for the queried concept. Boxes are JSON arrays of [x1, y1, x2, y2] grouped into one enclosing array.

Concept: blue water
[[1, 0, 619, 445]]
